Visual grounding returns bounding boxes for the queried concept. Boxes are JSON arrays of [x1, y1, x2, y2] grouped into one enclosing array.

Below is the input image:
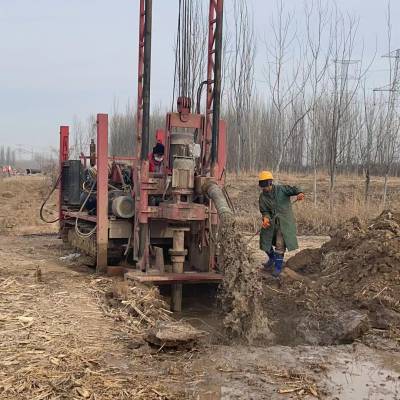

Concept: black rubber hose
[[39, 174, 61, 224]]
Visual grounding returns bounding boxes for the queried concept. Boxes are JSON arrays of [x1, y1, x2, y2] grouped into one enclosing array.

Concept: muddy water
[[175, 285, 228, 344], [184, 344, 400, 400], [326, 351, 400, 399]]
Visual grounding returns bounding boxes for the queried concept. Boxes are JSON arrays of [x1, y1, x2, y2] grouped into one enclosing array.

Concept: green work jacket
[[259, 184, 303, 252]]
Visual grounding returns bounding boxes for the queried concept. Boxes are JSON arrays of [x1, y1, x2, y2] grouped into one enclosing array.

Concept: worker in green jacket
[[258, 171, 304, 277]]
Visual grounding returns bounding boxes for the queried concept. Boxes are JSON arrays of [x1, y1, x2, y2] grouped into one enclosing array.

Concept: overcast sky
[[0, 0, 399, 155]]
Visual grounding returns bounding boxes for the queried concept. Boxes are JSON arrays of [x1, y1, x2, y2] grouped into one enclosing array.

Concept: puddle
[[188, 385, 245, 400], [173, 284, 228, 344], [327, 354, 400, 399]]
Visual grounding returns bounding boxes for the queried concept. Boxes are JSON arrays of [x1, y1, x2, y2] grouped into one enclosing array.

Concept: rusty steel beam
[[169, 228, 188, 312], [136, 0, 145, 160], [211, 0, 223, 169], [63, 211, 97, 224], [141, 0, 152, 160], [203, 0, 224, 175], [96, 114, 109, 273], [125, 272, 223, 284], [59, 126, 69, 233]]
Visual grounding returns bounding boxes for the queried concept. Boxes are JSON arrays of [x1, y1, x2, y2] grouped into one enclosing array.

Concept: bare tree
[[228, 0, 256, 173], [379, 2, 400, 206], [71, 116, 85, 159], [326, 8, 361, 199], [360, 86, 380, 202], [265, 0, 313, 173], [110, 101, 135, 157], [71, 115, 97, 159], [304, 0, 332, 205], [5, 147, 11, 165], [110, 101, 165, 157]]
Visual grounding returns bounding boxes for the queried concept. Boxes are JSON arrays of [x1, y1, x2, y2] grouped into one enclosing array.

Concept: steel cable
[[173, 0, 194, 102]]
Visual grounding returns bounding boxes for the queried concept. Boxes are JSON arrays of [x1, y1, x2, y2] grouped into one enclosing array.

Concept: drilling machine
[[57, 0, 231, 311]]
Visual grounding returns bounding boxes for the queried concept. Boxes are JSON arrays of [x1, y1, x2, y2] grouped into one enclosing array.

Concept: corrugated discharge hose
[[203, 181, 233, 223]]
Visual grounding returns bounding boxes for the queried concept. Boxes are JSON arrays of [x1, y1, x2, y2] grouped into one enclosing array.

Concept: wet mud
[[262, 211, 400, 347], [218, 215, 272, 344]]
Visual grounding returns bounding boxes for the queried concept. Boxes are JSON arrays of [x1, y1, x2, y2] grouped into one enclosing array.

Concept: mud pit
[[0, 175, 400, 399]]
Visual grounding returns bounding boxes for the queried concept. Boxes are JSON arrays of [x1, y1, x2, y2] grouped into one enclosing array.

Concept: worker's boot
[[272, 253, 284, 277], [263, 250, 276, 271]]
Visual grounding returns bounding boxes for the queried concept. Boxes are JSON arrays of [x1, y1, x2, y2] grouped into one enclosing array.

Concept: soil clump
[[265, 210, 400, 345]]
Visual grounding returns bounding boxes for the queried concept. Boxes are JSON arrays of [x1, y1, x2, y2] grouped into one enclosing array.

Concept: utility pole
[[384, 49, 400, 132], [374, 48, 400, 206]]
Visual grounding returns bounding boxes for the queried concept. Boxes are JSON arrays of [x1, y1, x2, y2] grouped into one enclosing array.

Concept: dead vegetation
[[226, 172, 400, 235], [97, 279, 206, 349], [0, 274, 175, 400], [266, 368, 320, 398], [99, 279, 173, 331]]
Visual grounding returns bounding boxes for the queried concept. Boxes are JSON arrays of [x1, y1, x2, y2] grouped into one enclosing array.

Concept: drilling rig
[[57, 0, 231, 311]]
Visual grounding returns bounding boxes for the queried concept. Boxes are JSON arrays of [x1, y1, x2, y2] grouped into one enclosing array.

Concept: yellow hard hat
[[259, 170, 274, 181]]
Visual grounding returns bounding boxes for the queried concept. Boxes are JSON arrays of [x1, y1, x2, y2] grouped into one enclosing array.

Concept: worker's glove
[[297, 193, 305, 201], [262, 217, 270, 229]]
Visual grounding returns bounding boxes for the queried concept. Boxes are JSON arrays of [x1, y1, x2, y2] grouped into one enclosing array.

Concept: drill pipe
[[203, 181, 233, 222]]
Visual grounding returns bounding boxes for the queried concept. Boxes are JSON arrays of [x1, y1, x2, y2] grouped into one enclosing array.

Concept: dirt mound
[[269, 210, 400, 345], [285, 248, 322, 273], [218, 215, 273, 344], [0, 176, 57, 235], [319, 211, 400, 327]]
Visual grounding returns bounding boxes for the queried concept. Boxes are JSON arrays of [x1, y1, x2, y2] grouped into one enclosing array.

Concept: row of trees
[[224, 0, 400, 206], [0, 146, 16, 166], [70, 0, 399, 207]]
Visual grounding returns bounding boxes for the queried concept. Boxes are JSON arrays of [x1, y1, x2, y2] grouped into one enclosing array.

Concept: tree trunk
[[329, 164, 336, 212], [364, 167, 370, 204], [275, 149, 284, 173], [383, 171, 389, 208], [313, 165, 317, 207]]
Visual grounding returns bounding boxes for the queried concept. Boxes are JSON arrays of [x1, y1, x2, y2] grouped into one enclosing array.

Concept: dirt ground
[[1, 175, 400, 399]]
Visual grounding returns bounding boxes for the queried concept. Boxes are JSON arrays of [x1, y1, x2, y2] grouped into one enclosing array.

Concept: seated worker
[[149, 142, 165, 173], [258, 171, 304, 277]]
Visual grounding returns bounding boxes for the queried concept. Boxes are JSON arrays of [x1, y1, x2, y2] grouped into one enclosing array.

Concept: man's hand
[[297, 192, 305, 201], [262, 217, 270, 229]]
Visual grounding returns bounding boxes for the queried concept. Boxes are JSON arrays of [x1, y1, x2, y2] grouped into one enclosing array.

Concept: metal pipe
[[196, 80, 208, 114], [170, 229, 187, 312], [203, 180, 232, 221], [141, 0, 152, 160], [211, 0, 223, 166], [96, 114, 109, 273]]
